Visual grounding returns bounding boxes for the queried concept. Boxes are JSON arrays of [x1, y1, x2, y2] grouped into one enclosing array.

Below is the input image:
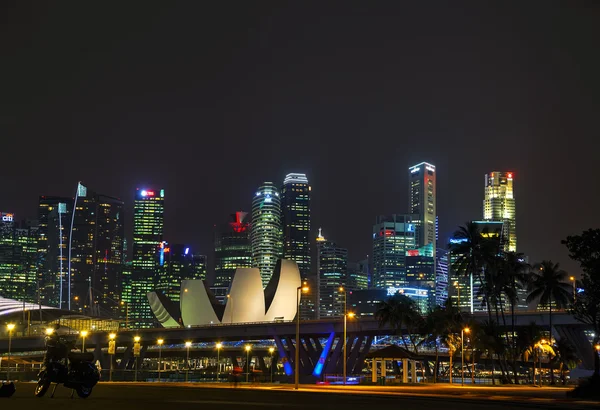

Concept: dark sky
[[1, 1, 599, 279]]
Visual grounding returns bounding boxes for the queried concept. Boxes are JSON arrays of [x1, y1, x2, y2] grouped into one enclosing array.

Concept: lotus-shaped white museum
[[147, 259, 302, 328]]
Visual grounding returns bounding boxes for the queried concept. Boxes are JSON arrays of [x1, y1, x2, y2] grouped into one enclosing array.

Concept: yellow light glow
[[80, 330, 89, 338], [157, 339, 164, 345], [245, 344, 251, 351], [185, 341, 192, 347], [570, 276, 575, 281], [184, 289, 188, 293], [227, 294, 231, 298], [454, 281, 459, 286], [6, 323, 15, 331], [216, 342, 222, 349], [134, 336, 141, 343], [464, 327, 470, 333], [347, 312, 356, 318], [45, 328, 54, 335], [109, 333, 116, 340], [269, 347, 275, 353], [339, 287, 344, 292], [302, 286, 309, 292], [595, 344, 600, 351]]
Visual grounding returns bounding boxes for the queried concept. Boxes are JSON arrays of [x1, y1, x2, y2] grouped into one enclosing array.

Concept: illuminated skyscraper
[[157, 244, 206, 303], [409, 162, 436, 250], [317, 230, 348, 319], [281, 173, 311, 277], [483, 171, 516, 252], [371, 214, 416, 289], [213, 212, 251, 289], [132, 188, 165, 328], [251, 182, 283, 287]]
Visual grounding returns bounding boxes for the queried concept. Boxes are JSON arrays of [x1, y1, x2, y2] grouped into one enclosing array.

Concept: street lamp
[[569, 276, 576, 302], [80, 330, 89, 352], [295, 282, 309, 390], [185, 341, 192, 382], [269, 346, 275, 383], [134, 336, 141, 382], [461, 327, 470, 386], [216, 342, 222, 382], [454, 281, 460, 310], [6, 323, 15, 380], [108, 333, 116, 382], [157, 338, 164, 382], [245, 344, 252, 383], [227, 294, 234, 324], [120, 301, 129, 329]]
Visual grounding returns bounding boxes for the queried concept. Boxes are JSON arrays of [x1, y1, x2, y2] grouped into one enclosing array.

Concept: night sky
[[2, 2, 599, 280]]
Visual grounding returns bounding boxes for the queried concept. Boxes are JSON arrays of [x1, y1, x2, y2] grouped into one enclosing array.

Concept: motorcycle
[[35, 331, 100, 399]]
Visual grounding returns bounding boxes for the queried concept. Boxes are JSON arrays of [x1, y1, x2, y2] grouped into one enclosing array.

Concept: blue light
[[185, 247, 190, 255], [449, 238, 468, 244], [141, 190, 147, 197], [312, 332, 335, 377]]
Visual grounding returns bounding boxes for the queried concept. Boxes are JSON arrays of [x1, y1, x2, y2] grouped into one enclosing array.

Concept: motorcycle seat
[[68, 352, 95, 363]]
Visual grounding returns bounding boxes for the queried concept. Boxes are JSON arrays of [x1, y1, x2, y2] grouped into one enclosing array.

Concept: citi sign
[[1, 213, 14, 222]]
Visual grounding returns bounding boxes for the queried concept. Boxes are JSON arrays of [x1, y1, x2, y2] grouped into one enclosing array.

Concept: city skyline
[[2, 2, 598, 280]]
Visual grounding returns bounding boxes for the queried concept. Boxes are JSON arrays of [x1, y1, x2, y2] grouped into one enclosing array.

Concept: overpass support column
[[381, 359, 386, 378], [371, 359, 377, 383], [411, 360, 417, 382], [402, 360, 408, 383]]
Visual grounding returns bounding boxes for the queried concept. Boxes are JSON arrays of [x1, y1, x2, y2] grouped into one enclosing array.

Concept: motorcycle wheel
[[34, 378, 51, 397], [75, 385, 92, 399]]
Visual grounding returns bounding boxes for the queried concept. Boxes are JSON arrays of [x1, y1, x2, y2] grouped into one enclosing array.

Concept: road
[[3, 382, 599, 410]]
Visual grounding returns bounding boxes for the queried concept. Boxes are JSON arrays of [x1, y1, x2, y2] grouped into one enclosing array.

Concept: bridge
[[0, 311, 594, 380]]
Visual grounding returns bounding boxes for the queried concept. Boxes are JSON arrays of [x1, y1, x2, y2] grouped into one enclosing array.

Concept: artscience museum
[[147, 259, 302, 328]]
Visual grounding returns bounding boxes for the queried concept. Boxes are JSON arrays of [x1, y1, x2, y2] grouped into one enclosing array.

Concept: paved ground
[[2, 382, 599, 410]]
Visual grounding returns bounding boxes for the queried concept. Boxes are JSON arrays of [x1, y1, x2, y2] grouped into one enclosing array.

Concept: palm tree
[[517, 322, 543, 384], [553, 338, 580, 385], [526, 260, 572, 384], [424, 301, 462, 382], [376, 294, 422, 354]]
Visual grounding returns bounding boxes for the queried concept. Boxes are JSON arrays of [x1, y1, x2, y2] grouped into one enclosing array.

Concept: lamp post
[[80, 330, 89, 352], [216, 342, 222, 382], [245, 344, 251, 383], [227, 294, 233, 324], [108, 333, 116, 382], [120, 301, 129, 329], [6, 323, 15, 380], [295, 282, 309, 390], [133, 336, 141, 382], [340, 287, 347, 385], [269, 347, 275, 383], [157, 338, 164, 382], [569, 276, 576, 302], [185, 341, 192, 382], [461, 327, 470, 386], [454, 281, 460, 310]]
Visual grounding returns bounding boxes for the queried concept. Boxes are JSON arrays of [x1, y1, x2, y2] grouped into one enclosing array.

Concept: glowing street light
[[133, 336, 141, 382], [185, 341, 192, 382], [569, 276, 576, 302], [108, 333, 116, 382], [227, 294, 234, 324], [80, 330, 89, 352], [339, 287, 354, 385], [157, 338, 164, 382], [216, 342, 223, 382], [269, 346, 275, 383], [6, 323, 15, 380], [461, 327, 470, 386], [245, 344, 252, 383], [295, 282, 309, 390]]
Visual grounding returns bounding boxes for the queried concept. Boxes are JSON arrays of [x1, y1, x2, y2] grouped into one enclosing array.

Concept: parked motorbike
[[35, 326, 100, 399]]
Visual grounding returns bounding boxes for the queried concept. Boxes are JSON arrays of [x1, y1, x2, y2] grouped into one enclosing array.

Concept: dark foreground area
[[2, 382, 598, 410]]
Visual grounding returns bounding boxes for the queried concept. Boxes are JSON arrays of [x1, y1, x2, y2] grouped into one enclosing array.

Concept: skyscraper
[[157, 244, 206, 303], [483, 171, 516, 252], [251, 182, 283, 287], [371, 214, 416, 289], [132, 188, 165, 328], [281, 173, 311, 277], [317, 230, 348, 319], [409, 162, 436, 250], [347, 259, 369, 291], [213, 212, 251, 289]]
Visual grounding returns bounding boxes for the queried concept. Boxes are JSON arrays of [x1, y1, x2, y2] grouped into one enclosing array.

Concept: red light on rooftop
[[507, 173, 513, 179]]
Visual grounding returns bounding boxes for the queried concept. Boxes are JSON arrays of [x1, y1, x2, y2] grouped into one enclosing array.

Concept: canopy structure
[[367, 344, 422, 383], [366, 344, 422, 360], [0, 296, 57, 317]]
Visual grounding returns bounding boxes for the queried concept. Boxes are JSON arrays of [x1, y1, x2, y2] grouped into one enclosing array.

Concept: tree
[[423, 301, 463, 382], [526, 260, 572, 384], [562, 229, 600, 377], [376, 294, 423, 354], [553, 338, 580, 385], [517, 322, 543, 384]]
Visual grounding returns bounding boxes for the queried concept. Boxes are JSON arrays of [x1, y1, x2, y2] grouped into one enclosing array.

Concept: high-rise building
[[251, 182, 283, 287], [132, 187, 165, 328], [483, 171, 516, 252], [213, 212, 251, 289], [409, 162, 436, 250], [0, 213, 40, 303], [317, 232, 348, 319], [347, 259, 369, 291], [435, 248, 449, 307], [121, 260, 132, 328], [157, 244, 206, 303], [371, 214, 416, 289], [281, 173, 311, 277], [405, 243, 436, 311]]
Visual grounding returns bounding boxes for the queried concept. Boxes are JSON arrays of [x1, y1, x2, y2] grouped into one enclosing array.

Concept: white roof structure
[[0, 296, 57, 316]]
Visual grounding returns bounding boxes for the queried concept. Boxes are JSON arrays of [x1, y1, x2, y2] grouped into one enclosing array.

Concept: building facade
[[409, 162, 436, 250], [281, 173, 311, 278], [213, 212, 251, 289], [317, 232, 348, 319], [483, 171, 516, 252], [131, 188, 165, 328], [157, 244, 206, 303], [251, 182, 283, 287], [371, 214, 416, 289], [347, 259, 369, 291]]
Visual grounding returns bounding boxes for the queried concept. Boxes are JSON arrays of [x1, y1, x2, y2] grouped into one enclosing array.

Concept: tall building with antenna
[[483, 171, 516, 252]]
